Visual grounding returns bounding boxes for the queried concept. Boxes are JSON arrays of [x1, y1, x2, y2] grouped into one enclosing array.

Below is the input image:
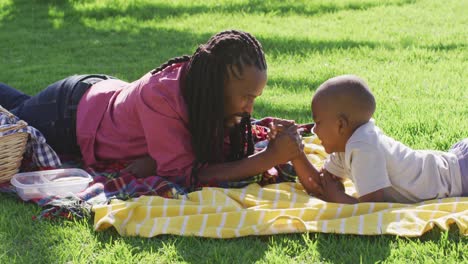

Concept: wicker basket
[[0, 106, 29, 183]]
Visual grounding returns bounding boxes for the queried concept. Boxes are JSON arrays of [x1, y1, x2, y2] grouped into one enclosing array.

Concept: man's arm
[[198, 149, 277, 183], [198, 125, 303, 184]]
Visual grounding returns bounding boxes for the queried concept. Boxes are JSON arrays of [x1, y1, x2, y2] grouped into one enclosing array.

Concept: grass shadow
[[422, 43, 467, 51], [59, 0, 418, 21], [314, 226, 466, 263], [5, 0, 438, 94], [1, 0, 386, 92], [267, 76, 329, 92], [0, 192, 266, 263], [315, 233, 392, 263], [262, 36, 383, 57], [91, 230, 270, 263], [1, 0, 209, 87]]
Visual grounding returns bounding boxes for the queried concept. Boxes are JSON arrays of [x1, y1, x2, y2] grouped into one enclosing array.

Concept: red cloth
[[77, 63, 195, 186]]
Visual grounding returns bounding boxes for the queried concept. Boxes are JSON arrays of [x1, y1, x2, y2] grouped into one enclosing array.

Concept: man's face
[[223, 65, 267, 128]]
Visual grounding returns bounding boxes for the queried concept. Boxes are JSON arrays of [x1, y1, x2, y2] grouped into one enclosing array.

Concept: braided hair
[[151, 30, 267, 188], [150, 55, 191, 75]]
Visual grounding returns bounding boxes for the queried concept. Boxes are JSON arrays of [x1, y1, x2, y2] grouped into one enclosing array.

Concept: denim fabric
[[0, 74, 112, 155], [449, 138, 468, 196]]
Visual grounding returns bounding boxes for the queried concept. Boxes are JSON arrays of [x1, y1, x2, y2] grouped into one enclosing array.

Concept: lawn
[[0, 0, 467, 263]]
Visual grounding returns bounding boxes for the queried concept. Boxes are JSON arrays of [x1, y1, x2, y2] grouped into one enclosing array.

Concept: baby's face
[[311, 99, 347, 153]]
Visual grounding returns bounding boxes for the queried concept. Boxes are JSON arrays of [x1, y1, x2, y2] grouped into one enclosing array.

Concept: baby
[[274, 75, 467, 203]]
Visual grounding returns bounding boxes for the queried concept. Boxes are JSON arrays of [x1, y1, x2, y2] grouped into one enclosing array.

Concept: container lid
[[11, 168, 93, 188]]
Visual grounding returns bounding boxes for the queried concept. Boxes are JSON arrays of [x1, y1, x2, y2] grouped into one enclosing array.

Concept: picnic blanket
[[92, 134, 468, 238], [2, 118, 467, 237], [93, 181, 468, 238]]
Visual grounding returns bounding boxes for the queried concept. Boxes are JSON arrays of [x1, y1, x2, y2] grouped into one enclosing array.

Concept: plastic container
[[10, 168, 93, 201]]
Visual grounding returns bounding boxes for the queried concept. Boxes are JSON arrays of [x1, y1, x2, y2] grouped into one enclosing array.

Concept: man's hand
[[122, 155, 157, 178]]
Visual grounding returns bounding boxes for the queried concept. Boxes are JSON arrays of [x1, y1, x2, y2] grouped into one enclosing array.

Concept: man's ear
[[337, 113, 349, 134]]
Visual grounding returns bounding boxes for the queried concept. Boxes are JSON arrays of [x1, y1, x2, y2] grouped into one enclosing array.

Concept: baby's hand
[[267, 122, 278, 141], [301, 174, 323, 198], [267, 119, 297, 140], [320, 170, 346, 202], [271, 118, 296, 127], [322, 169, 343, 187]]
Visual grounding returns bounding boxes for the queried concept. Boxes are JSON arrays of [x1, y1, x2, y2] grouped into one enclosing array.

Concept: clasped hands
[[267, 119, 346, 201], [265, 118, 304, 164]]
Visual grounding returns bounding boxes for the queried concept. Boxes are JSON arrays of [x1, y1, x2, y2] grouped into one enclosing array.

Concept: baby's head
[[311, 75, 375, 153]]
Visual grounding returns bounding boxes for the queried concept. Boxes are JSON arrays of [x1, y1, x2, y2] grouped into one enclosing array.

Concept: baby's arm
[[321, 170, 384, 203], [268, 121, 323, 197], [359, 189, 384, 202], [292, 153, 323, 197]]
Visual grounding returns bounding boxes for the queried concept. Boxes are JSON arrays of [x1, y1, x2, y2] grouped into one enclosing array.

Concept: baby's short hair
[[314, 75, 376, 124]]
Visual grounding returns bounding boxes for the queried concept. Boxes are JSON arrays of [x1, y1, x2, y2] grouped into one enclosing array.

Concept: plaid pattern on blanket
[[0, 117, 310, 219], [1, 159, 187, 219]]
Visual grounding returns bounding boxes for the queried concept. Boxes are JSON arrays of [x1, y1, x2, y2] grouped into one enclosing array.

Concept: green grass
[[0, 0, 467, 263]]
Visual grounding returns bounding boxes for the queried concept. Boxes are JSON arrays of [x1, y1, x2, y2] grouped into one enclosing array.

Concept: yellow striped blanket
[[93, 136, 468, 238]]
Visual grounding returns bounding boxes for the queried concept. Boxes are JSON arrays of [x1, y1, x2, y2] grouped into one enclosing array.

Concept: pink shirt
[[76, 63, 195, 183]]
